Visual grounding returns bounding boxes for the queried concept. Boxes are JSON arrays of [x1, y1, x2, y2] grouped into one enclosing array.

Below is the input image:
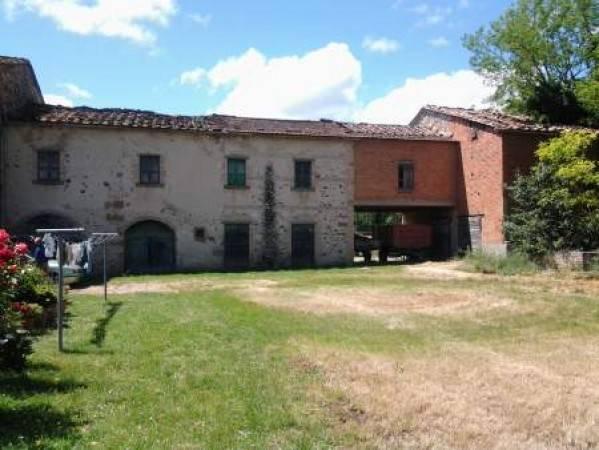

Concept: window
[[227, 158, 246, 187], [139, 155, 161, 185], [294, 160, 312, 190], [398, 161, 414, 192], [37, 150, 60, 182], [224, 223, 250, 269], [292, 224, 315, 267]]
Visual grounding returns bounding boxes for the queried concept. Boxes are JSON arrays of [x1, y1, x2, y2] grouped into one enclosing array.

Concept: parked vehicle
[[47, 260, 85, 285], [354, 233, 379, 263], [374, 224, 433, 262]]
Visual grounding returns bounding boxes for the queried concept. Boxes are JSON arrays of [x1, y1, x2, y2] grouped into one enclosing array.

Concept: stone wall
[[0, 60, 43, 122], [2, 124, 354, 274]]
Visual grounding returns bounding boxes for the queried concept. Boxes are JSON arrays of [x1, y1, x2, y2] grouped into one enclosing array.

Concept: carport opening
[[354, 207, 453, 264]]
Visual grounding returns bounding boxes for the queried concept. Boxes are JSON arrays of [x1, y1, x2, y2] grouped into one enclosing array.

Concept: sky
[[0, 0, 513, 124]]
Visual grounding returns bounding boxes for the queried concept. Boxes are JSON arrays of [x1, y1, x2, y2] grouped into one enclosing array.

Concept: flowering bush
[[0, 229, 57, 370]]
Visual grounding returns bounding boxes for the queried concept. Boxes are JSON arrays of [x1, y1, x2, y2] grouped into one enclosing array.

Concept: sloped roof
[[27, 104, 449, 140], [0, 56, 32, 65], [413, 105, 594, 133]]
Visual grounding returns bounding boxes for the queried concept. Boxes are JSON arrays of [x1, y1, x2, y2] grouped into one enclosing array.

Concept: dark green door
[[224, 224, 250, 270], [292, 224, 315, 268], [125, 221, 175, 274]]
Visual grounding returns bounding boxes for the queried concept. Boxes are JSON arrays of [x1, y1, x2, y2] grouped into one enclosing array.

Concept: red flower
[[0, 243, 15, 263], [0, 229, 9, 244], [7, 264, 18, 274], [15, 243, 28, 255]]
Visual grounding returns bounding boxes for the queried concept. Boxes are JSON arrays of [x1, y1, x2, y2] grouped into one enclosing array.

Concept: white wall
[[2, 124, 355, 273]]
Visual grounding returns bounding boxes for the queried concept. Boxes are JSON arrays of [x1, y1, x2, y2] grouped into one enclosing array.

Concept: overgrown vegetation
[[462, 251, 539, 275], [505, 131, 599, 259], [464, 0, 598, 126]]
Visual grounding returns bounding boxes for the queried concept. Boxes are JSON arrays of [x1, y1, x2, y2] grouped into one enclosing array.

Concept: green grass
[[2, 266, 599, 448], [461, 250, 539, 275]]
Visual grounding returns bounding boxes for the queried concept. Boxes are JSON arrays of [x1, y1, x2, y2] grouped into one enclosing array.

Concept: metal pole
[[57, 237, 64, 352], [103, 241, 107, 303]]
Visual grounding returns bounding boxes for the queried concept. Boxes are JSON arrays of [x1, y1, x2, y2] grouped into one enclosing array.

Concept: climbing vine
[[262, 164, 278, 268]]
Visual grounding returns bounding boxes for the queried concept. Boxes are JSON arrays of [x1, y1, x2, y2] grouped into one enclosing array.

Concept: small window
[[194, 227, 206, 242], [398, 161, 414, 192], [37, 150, 60, 182], [140, 155, 161, 185], [294, 160, 312, 190], [227, 158, 246, 187]]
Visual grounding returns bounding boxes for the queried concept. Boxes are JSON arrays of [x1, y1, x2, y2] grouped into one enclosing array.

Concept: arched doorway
[[125, 221, 175, 274]]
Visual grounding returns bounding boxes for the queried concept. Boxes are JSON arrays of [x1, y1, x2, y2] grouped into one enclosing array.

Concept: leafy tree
[[505, 131, 599, 259], [463, 0, 599, 126]]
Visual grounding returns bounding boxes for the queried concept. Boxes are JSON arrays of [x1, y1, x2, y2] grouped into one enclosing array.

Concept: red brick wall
[[413, 113, 506, 246], [502, 132, 546, 184], [353, 139, 459, 206]]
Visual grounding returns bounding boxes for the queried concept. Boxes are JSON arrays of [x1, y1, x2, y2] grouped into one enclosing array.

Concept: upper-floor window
[[227, 158, 247, 187], [139, 155, 161, 185], [37, 150, 60, 183], [398, 161, 414, 192], [294, 160, 312, 190]]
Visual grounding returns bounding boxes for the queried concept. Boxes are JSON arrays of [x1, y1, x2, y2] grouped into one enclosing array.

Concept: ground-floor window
[[291, 224, 315, 267], [224, 223, 250, 269]]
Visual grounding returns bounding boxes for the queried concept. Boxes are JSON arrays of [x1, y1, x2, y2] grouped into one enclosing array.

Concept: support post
[[57, 237, 65, 352], [103, 241, 107, 303]]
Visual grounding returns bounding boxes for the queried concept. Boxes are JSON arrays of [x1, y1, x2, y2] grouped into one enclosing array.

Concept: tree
[[463, 0, 599, 126], [505, 131, 599, 259]]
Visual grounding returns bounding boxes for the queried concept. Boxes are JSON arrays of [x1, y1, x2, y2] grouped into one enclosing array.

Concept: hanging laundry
[[42, 233, 56, 258]]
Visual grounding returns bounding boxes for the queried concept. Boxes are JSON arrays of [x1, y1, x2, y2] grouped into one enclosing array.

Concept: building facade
[[411, 106, 570, 254], [2, 116, 358, 274], [3, 55, 588, 274]]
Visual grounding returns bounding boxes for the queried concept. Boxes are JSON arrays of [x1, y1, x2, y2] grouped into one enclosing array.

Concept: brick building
[[411, 106, 581, 254], [1, 55, 588, 273]]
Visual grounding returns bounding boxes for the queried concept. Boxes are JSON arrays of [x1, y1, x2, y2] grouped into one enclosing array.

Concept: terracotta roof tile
[[417, 105, 595, 133], [28, 104, 449, 140]]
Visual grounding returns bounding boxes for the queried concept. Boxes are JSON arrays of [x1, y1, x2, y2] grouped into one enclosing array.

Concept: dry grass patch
[[299, 339, 599, 449], [243, 286, 516, 325]]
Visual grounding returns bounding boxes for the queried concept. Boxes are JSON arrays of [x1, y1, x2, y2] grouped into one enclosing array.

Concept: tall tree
[[463, 0, 599, 125]]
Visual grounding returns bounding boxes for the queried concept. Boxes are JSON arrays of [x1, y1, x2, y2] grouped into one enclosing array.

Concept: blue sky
[[0, 0, 512, 123]]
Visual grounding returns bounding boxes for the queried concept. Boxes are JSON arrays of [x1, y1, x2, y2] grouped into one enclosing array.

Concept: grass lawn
[[2, 264, 599, 449]]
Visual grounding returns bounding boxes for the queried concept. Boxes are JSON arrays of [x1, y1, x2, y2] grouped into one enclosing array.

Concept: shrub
[[462, 251, 539, 276], [0, 229, 57, 371], [505, 131, 599, 260]]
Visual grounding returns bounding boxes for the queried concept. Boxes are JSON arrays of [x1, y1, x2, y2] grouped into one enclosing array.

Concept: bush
[[462, 251, 539, 276], [505, 131, 599, 260], [0, 229, 57, 371]]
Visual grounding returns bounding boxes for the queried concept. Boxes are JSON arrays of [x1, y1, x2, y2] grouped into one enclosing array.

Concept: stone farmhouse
[[0, 56, 577, 274]]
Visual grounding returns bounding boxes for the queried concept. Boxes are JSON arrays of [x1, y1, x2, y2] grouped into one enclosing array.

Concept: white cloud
[[44, 94, 74, 107], [458, 0, 469, 8], [428, 36, 450, 48], [407, 3, 453, 26], [355, 70, 494, 124], [180, 43, 362, 119], [58, 82, 92, 99], [2, 0, 177, 45], [179, 67, 206, 86], [188, 13, 211, 27], [362, 36, 400, 54]]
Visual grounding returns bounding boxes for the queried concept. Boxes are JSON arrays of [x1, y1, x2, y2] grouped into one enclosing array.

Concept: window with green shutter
[[227, 158, 247, 187]]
